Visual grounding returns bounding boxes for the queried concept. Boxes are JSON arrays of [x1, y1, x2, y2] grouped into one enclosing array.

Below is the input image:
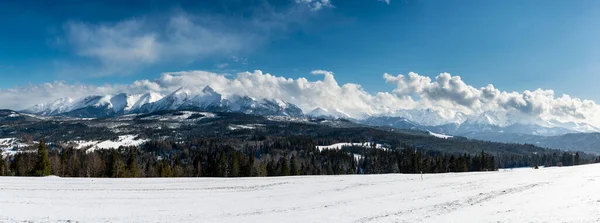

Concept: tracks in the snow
[[353, 182, 549, 223], [0, 181, 290, 192]]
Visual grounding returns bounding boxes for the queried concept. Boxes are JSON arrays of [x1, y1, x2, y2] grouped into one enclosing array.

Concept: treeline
[[496, 151, 586, 169], [1, 138, 596, 177]]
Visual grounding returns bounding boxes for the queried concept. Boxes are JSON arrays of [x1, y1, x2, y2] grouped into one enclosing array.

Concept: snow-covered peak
[[202, 85, 217, 95], [24, 92, 166, 117], [24, 97, 75, 115], [25, 97, 70, 115], [131, 92, 163, 111], [387, 108, 465, 126], [307, 107, 351, 119], [546, 119, 600, 133], [307, 107, 329, 117], [168, 87, 191, 99], [140, 88, 193, 112], [464, 112, 500, 126], [110, 93, 135, 112], [187, 86, 222, 108]]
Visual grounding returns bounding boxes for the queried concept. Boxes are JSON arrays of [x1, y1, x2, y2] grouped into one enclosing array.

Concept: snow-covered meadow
[[1, 164, 600, 222]]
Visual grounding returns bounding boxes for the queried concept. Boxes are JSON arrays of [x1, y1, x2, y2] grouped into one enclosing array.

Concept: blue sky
[[2, 0, 600, 102]]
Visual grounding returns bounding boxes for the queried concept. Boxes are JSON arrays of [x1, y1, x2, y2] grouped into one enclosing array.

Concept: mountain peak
[[307, 107, 350, 119], [22, 97, 75, 115], [202, 85, 217, 94], [463, 112, 503, 126]]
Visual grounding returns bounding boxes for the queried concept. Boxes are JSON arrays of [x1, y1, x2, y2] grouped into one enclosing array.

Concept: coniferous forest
[[1, 136, 596, 178]]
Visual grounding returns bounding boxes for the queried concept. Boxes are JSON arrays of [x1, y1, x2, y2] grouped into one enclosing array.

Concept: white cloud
[[384, 72, 600, 125], [0, 70, 416, 118], [3, 70, 600, 127], [295, 0, 334, 11]]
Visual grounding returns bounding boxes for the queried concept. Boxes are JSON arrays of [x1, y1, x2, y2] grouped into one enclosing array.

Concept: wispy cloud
[[216, 63, 229, 69], [295, 0, 334, 11], [61, 12, 253, 77], [57, 1, 330, 77]]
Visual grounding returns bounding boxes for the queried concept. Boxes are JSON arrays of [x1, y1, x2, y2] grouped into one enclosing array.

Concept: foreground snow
[[1, 165, 600, 222]]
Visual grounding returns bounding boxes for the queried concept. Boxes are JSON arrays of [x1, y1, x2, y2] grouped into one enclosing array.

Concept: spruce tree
[[35, 141, 51, 176]]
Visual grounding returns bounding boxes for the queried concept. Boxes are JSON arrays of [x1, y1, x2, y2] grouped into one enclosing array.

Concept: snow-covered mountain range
[[362, 111, 600, 137], [24, 92, 164, 117], [23, 86, 303, 118], [11, 88, 600, 155], [22, 86, 600, 137]]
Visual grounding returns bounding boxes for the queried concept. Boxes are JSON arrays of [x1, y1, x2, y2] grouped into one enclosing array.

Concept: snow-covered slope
[[0, 138, 30, 157], [429, 131, 453, 139], [316, 142, 385, 151], [131, 92, 164, 111], [2, 164, 600, 222]]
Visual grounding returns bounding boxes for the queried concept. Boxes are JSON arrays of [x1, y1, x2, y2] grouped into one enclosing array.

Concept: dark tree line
[[0, 138, 596, 177]]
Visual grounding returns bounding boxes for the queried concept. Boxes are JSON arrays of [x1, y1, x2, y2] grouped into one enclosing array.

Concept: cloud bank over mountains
[[383, 72, 598, 124], [2, 70, 600, 127]]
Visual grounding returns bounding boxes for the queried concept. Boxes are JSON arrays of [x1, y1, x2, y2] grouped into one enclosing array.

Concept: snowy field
[[1, 164, 600, 223]]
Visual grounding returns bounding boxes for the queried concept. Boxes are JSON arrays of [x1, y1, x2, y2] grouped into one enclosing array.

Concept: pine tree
[[126, 152, 138, 177], [280, 157, 290, 176], [217, 151, 228, 177], [248, 155, 257, 177], [0, 156, 6, 176], [193, 156, 203, 177], [290, 155, 299, 176], [327, 161, 334, 175], [230, 152, 240, 177], [159, 160, 173, 177], [35, 141, 51, 176], [108, 151, 125, 178]]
